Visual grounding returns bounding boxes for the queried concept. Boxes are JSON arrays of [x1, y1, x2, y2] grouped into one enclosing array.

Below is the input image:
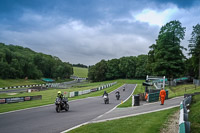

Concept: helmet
[[58, 91, 61, 94]]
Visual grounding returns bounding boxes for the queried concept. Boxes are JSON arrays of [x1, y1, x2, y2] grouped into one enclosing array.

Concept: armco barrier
[[0, 84, 46, 90], [0, 95, 42, 104], [68, 82, 117, 97], [179, 95, 191, 133]]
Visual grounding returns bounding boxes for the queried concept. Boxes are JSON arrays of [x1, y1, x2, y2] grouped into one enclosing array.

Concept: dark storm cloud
[[0, 0, 199, 65]]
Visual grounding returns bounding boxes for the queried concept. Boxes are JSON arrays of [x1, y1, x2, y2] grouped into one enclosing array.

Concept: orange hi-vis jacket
[[159, 89, 166, 104]]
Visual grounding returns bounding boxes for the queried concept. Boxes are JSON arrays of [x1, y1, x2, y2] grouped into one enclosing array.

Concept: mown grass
[[68, 107, 179, 133], [73, 67, 88, 78], [166, 84, 200, 98], [0, 79, 45, 88], [189, 94, 200, 133]]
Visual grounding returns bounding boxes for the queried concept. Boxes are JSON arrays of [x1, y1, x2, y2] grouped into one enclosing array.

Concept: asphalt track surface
[[0, 84, 136, 133]]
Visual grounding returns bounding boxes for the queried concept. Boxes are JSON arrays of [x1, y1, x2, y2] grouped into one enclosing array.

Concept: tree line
[[88, 20, 200, 81], [88, 55, 148, 82], [73, 63, 88, 68], [0, 43, 73, 79]]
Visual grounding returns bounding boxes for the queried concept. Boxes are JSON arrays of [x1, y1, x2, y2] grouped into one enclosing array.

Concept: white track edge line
[[91, 105, 179, 123]]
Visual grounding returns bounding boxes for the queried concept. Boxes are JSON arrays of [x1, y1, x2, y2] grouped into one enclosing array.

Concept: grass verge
[[68, 107, 179, 133], [166, 84, 200, 98], [189, 94, 200, 132]]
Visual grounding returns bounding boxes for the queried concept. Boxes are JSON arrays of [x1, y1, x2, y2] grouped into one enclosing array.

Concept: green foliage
[[189, 94, 200, 132], [188, 24, 200, 79], [147, 20, 186, 79], [88, 55, 148, 82], [73, 67, 88, 78], [0, 43, 73, 79], [73, 63, 88, 68]]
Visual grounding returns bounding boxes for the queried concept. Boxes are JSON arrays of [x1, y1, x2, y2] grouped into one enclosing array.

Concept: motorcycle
[[55, 97, 69, 113], [103, 95, 109, 104], [116, 93, 120, 100]]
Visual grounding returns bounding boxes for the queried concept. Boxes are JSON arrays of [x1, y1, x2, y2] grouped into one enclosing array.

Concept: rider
[[57, 91, 64, 100], [102, 91, 108, 97], [115, 90, 120, 95], [123, 87, 125, 91]]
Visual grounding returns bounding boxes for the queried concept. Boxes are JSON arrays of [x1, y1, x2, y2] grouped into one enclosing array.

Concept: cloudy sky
[[0, 0, 200, 65]]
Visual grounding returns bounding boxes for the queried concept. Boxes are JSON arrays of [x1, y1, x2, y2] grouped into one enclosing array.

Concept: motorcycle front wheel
[[56, 105, 61, 113], [65, 103, 69, 111]]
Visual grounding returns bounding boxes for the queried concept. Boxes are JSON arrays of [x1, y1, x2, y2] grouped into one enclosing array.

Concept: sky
[[0, 0, 200, 65]]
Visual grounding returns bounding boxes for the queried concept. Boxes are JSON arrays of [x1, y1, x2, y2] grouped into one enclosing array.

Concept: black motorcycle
[[116, 94, 120, 100], [55, 97, 69, 113], [103, 95, 109, 104]]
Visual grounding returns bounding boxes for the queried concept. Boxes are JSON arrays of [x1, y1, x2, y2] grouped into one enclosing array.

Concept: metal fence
[[193, 79, 200, 86]]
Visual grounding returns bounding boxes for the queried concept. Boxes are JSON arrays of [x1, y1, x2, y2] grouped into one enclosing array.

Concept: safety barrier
[[0, 80, 84, 90], [0, 84, 46, 90], [0, 95, 42, 104], [68, 82, 117, 97], [147, 90, 168, 102], [179, 96, 191, 133]]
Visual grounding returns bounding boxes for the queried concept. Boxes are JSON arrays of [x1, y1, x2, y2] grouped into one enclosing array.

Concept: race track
[[0, 84, 136, 133]]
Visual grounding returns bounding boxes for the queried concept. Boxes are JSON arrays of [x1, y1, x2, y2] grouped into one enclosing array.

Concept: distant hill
[[0, 43, 73, 79], [73, 67, 88, 78]]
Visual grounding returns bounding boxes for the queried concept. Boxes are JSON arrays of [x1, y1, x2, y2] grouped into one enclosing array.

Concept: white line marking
[[91, 105, 179, 123], [61, 84, 137, 133]]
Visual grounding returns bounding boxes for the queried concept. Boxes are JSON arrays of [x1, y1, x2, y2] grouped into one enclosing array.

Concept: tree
[[0, 43, 73, 79], [119, 56, 137, 78], [188, 24, 200, 79], [135, 55, 148, 79], [106, 59, 121, 80], [148, 20, 186, 79]]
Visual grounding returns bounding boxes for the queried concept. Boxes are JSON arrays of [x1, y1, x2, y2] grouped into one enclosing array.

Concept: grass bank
[[68, 107, 179, 133], [166, 84, 200, 98], [73, 67, 88, 78], [189, 94, 200, 132]]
